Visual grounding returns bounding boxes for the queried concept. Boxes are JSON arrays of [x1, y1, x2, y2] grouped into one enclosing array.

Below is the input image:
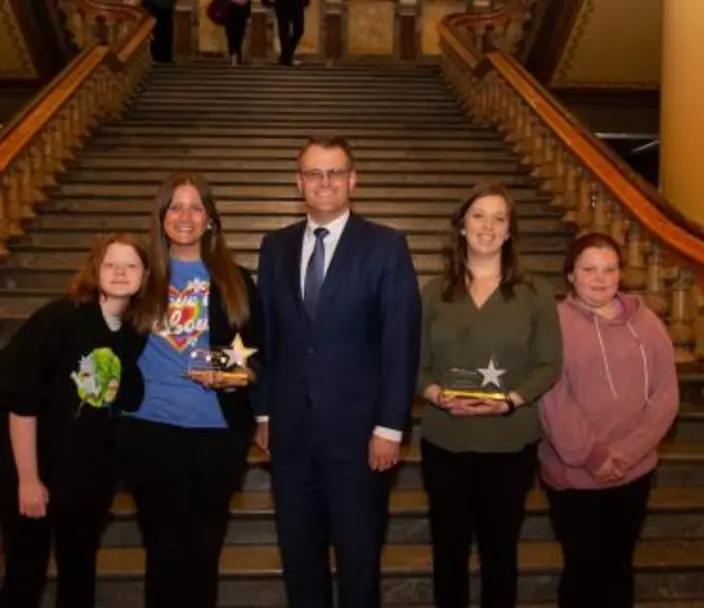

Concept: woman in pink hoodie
[[538, 232, 678, 608]]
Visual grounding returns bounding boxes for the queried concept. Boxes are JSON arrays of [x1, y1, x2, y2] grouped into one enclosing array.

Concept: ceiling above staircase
[[527, 0, 662, 92]]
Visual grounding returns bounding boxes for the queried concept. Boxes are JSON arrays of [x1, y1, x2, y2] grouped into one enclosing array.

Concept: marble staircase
[[1, 59, 703, 606]]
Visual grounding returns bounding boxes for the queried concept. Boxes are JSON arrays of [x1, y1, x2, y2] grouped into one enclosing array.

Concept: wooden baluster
[[574, 175, 594, 236], [562, 165, 582, 224], [536, 134, 555, 183], [590, 185, 609, 234], [520, 119, 538, 166], [5, 167, 25, 237], [0, 174, 12, 256], [621, 222, 647, 292], [669, 267, 696, 363], [608, 201, 627, 253], [559, 158, 577, 213], [644, 242, 669, 318], [17, 153, 39, 215], [505, 104, 523, 144]]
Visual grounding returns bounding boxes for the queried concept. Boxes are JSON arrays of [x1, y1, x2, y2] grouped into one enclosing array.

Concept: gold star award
[[441, 356, 507, 401], [186, 333, 258, 384]]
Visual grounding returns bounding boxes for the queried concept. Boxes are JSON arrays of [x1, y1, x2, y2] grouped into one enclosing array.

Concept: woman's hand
[[592, 454, 625, 484], [446, 398, 510, 417], [18, 477, 49, 518]]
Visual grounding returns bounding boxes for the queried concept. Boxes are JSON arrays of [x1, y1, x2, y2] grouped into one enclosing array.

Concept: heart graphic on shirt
[[159, 283, 207, 352]]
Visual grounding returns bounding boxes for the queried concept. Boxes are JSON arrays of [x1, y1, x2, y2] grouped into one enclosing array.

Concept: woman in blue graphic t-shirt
[[119, 171, 264, 608]]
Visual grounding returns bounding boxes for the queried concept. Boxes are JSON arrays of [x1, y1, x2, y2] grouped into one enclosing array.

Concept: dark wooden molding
[[551, 86, 660, 105], [398, 13, 417, 61], [249, 11, 269, 59], [524, 0, 585, 84], [325, 12, 343, 61]]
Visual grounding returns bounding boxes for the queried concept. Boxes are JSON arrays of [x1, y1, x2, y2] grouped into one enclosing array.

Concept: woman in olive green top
[[419, 183, 562, 608]]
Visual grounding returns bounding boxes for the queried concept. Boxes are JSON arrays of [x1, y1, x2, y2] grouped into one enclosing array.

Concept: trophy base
[[185, 370, 250, 382], [441, 390, 507, 401]]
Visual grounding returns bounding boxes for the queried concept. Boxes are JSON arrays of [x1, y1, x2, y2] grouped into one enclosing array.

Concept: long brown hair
[[68, 232, 150, 320], [441, 183, 523, 302], [133, 171, 249, 333]]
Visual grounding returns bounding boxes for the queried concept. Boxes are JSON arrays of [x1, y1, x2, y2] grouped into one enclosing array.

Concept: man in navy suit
[[254, 135, 421, 608]]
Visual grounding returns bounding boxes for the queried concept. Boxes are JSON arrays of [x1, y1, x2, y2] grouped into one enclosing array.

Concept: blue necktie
[[303, 227, 329, 319]]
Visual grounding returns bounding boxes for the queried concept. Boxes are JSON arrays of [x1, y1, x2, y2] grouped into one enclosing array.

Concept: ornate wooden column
[[249, 0, 270, 60], [323, 0, 344, 65], [396, 0, 419, 61]]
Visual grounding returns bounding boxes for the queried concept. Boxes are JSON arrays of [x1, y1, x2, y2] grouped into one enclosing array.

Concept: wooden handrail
[[438, 15, 704, 268], [0, 46, 108, 173], [0, 43, 102, 141], [0, 3, 154, 256]]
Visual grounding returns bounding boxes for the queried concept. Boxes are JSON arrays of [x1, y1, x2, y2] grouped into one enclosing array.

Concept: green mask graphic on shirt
[[70, 348, 122, 414]]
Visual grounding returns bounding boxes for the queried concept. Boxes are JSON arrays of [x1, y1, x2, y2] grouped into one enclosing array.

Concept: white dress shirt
[[258, 210, 402, 443]]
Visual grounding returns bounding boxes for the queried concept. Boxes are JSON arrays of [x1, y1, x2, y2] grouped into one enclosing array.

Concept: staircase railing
[[437, 13, 704, 364], [58, 0, 147, 52], [0, 2, 153, 257]]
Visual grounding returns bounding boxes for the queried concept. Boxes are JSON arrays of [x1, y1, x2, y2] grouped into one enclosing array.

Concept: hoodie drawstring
[[592, 316, 650, 403]]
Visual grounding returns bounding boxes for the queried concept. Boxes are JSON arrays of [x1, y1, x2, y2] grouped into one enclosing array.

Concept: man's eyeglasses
[[300, 168, 351, 183]]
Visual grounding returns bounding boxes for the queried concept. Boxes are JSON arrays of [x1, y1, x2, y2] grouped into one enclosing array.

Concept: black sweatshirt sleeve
[[0, 299, 69, 417]]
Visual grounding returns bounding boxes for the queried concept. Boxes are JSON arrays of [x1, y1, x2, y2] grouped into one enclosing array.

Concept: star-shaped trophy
[[441, 356, 507, 401], [186, 333, 258, 384]]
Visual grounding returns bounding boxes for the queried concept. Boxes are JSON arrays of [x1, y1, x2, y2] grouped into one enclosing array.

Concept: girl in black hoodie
[[0, 233, 149, 608]]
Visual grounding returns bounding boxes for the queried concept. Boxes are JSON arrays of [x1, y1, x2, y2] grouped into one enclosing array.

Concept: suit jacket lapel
[[316, 213, 364, 316], [286, 221, 307, 321]]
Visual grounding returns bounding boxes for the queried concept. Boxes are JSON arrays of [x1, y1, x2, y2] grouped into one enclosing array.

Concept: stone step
[[87, 135, 508, 151], [0, 251, 563, 290], [80, 146, 516, 162], [139, 87, 457, 101], [71, 156, 524, 174], [22, 213, 566, 235], [59, 170, 536, 188], [15, 540, 704, 606], [102, 486, 704, 548], [127, 104, 467, 119], [130, 100, 466, 117], [133, 96, 459, 110], [119, 113, 472, 127], [11, 230, 569, 254], [97, 124, 499, 139], [53, 182, 543, 200], [34, 200, 560, 220]]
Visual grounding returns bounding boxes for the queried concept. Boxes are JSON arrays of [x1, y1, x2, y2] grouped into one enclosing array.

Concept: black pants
[[421, 439, 537, 608], [117, 417, 249, 608], [143, 4, 173, 62], [274, 1, 305, 64], [546, 472, 652, 608], [0, 494, 112, 608], [226, 4, 251, 58]]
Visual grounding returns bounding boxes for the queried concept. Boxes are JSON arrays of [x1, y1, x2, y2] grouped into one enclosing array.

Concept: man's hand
[[18, 477, 49, 518], [254, 421, 269, 456], [368, 435, 400, 472]]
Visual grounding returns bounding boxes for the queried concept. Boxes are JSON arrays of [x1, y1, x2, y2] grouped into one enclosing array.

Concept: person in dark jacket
[[274, 0, 306, 66], [143, 0, 176, 63], [0, 233, 149, 608], [226, 0, 252, 66], [118, 171, 264, 608]]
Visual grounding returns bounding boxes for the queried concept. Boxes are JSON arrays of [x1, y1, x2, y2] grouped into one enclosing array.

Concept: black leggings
[[117, 417, 250, 608], [225, 3, 251, 58], [546, 472, 652, 608], [421, 439, 537, 608]]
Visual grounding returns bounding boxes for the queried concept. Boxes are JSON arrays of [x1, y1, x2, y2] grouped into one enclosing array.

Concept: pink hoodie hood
[[538, 292, 679, 490]]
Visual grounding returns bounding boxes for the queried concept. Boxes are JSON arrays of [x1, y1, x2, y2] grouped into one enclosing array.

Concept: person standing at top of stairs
[[225, 0, 252, 66], [142, 0, 176, 63], [274, 0, 306, 66]]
